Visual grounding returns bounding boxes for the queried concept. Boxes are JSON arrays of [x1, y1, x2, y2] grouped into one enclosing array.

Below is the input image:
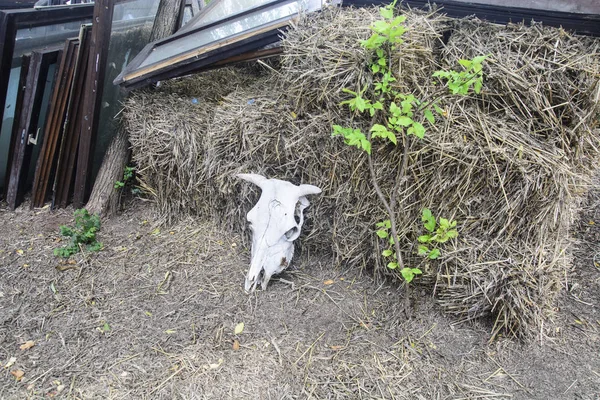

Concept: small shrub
[[54, 209, 102, 258]]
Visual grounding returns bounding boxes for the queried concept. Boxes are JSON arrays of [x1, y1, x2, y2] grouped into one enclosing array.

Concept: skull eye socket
[[285, 226, 299, 240]]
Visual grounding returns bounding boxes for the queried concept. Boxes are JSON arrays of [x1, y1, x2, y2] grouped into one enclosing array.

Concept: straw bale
[[124, 7, 600, 338]]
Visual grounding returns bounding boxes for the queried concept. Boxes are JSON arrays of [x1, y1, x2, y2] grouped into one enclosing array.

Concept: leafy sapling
[[377, 220, 423, 283], [433, 55, 489, 95], [417, 208, 458, 260], [114, 166, 135, 189], [54, 209, 102, 258], [331, 0, 484, 289]]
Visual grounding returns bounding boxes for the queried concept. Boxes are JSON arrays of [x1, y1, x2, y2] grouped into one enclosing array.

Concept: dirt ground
[[0, 186, 599, 399]]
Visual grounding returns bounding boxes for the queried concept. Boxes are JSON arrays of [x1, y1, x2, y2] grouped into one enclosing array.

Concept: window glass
[[92, 0, 161, 179], [139, 0, 320, 69], [0, 67, 21, 190], [191, 0, 278, 29]]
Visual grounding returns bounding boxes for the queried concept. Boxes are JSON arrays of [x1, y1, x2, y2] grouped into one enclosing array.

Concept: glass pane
[[14, 20, 92, 61], [140, 0, 321, 69], [0, 67, 21, 190], [191, 0, 279, 29], [182, 5, 194, 26], [92, 0, 161, 180]]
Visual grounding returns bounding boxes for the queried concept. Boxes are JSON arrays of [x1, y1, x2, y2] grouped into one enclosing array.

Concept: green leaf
[[439, 218, 450, 229], [355, 97, 366, 112], [428, 249, 441, 259], [389, 102, 401, 116], [400, 267, 414, 283], [361, 139, 371, 154], [396, 116, 412, 127], [371, 64, 380, 73], [458, 59, 472, 69], [422, 208, 432, 220], [382, 249, 393, 257], [387, 262, 398, 270], [376, 230, 388, 239], [472, 55, 488, 64], [372, 20, 390, 34], [417, 245, 429, 256], [418, 235, 431, 243], [424, 218, 435, 232], [102, 322, 111, 332], [424, 109, 435, 124], [379, 6, 394, 19], [474, 79, 483, 94], [412, 268, 423, 275], [411, 122, 425, 139], [372, 101, 384, 110], [433, 103, 444, 115], [447, 229, 458, 239]]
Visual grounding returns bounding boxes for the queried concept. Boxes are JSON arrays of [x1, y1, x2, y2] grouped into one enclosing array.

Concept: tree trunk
[[85, 0, 185, 217], [149, 0, 187, 42], [85, 127, 128, 216]]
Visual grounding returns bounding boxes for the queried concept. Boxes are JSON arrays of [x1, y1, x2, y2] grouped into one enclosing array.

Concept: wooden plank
[[53, 24, 92, 208], [30, 38, 78, 208], [72, 0, 115, 208], [2, 54, 30, 199], [5, 47, 60, 210]]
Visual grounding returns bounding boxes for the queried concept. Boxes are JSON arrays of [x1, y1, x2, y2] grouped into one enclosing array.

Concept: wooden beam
[[72, 0, 114, 208], [53, 24, 92, 209]]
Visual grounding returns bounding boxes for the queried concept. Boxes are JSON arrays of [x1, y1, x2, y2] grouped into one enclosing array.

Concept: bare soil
[[0, 189, 599, 399]]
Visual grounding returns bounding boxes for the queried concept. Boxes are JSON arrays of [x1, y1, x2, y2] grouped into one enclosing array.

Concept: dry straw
[[124, 6, 600, 338]]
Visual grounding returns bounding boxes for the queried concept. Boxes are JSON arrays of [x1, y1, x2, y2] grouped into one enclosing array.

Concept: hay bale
[[124, 68, 263, 220], [124, 7, 600, 338]]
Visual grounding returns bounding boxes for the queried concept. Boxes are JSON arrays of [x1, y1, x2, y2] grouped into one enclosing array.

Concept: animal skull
[[237, 174, 321, 291]]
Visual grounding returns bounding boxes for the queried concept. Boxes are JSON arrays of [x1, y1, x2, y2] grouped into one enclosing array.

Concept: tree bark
[[85, 0, 186, 217], [149, 0, 187, 42], [85, 127, 128, 216]]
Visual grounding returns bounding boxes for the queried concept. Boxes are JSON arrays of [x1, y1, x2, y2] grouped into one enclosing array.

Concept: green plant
[[433, 55, 488, 95], [417, 208, 458, 260], [114, 166, 135, 189], [331, 0, 483, 287], [376, 220, 422, 283], [54, 209, 102, 258]]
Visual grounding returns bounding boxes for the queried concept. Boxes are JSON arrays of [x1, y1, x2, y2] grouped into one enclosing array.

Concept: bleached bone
[[237, 173, 321, 291]]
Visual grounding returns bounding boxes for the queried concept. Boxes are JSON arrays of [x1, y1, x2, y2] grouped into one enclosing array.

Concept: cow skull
[[237, 174, 321, 291]]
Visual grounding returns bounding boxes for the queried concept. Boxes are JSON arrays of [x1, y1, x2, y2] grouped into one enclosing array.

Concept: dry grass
[[124, 7, 600, 338]]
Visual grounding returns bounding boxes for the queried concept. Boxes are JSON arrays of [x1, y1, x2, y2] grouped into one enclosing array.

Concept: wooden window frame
[[0, 4, 94, 199], [5, 46, 61, 209]]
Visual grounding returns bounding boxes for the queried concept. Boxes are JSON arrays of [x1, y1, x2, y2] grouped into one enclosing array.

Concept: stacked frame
[[0, 4, 93, 197]]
